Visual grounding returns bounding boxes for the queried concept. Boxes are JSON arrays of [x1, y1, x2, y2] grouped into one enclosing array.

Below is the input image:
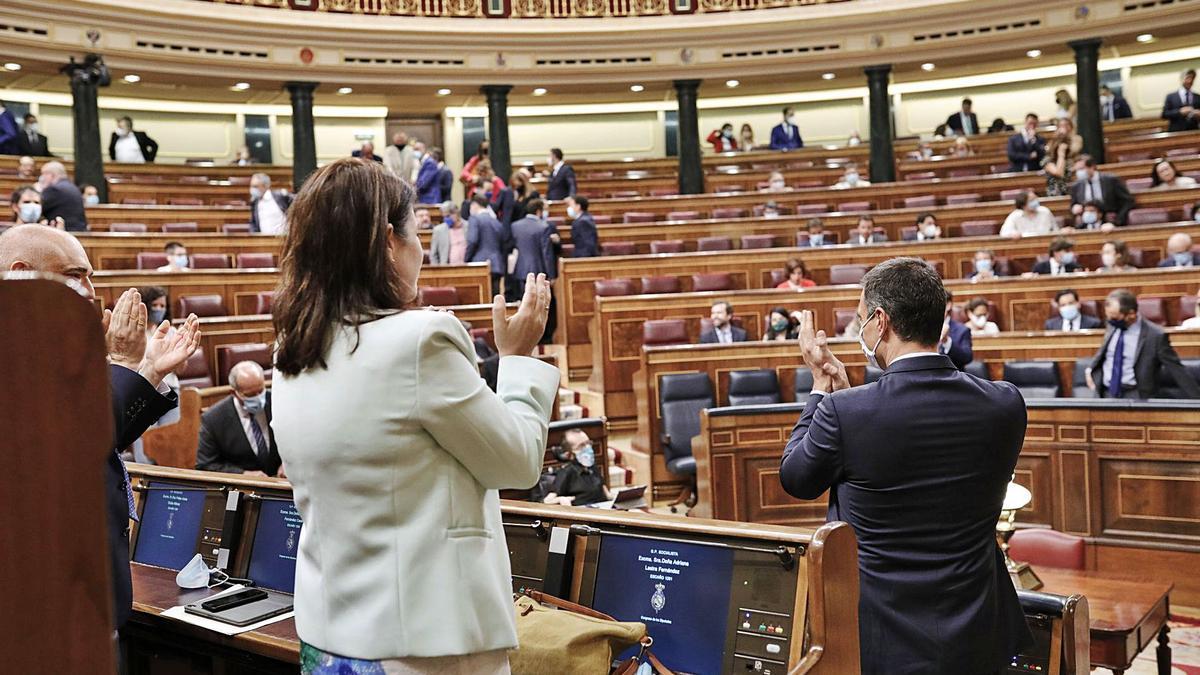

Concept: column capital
[[285, 81, 318, 95], [1068, 37, 1103, 52], [672, 79, 702, 91], [481, 84, 513, 96], [863, 64, 892, 77]]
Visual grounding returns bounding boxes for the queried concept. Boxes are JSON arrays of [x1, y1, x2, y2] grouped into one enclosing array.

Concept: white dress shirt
[[256, 192, 287, 235], [960, 112, 974, 135], [114, 133, 145, 163], [1180, 88, 1194, 108], [1061, 316, 1082, 332], [234, 396, 272, 458], [713, 325, 734, 343], [1101, 319, 1141, 391], [1081, 175, 1104, 203], [999, 206, 1059, 238]]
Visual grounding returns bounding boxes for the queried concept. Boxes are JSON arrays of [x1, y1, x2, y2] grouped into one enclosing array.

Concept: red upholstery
[[666, 211, 701, 221], [793, 203, 827, 215], [236, 253, 275, 268], [794, 232, 810, 247], [609, 190, 640, 199], [830, 264, 869, 285], [110, 222, 148, 233], [470, 327, 496, 351], [948, 168, 982, 178], [602, 242, 637, 256], [227, 176, 252, 185], [162, 222, 199, 233], [136, 252, 169, 270], [176, 294, 228, 318], [1125, 177, 1154, 191], [740, 234, 776, 250], [591, 215, 613, 225], [834, 309, 857, 336], [1000, 188, 1026, 201], [1117, 152, 1151, 163], [585, 171, 614, 179], [836, 201, 872, 212], [253, 291, 275, 315], [650, 240, 685, 254], [1126, 208, 1170, 226], [946, 193, 981, 205], [712, 207, 748, 219], [960, 220, 1000, 237], [642, 319, 688, 346], [1138, 297, 1167, 325], [904, 172, 936, 181], [168, 198, 204, 206], [213, 199, 248, 207], [1167, 147, 1199, 157], [215, 343, 273, 386], [418, 286, 461, 306], [697, 236, 732, 252], [594, 279, 636, 297], [622, 212, 657, 224], [176, 348, 214, 389], [904, 195, 937, 209], [768, 269, 787, 286], [178, 176, 210, 184], [190, 253, 231, 269], [641, 276, 681, 294], [714, 185, 744, 194], [1007, 529, 1085, 570], [221, 223, 252, 234], [900, 226, 918, 241], [691, 272, 734, 292], [122, 198, 157, 205], [648, 188, 676, 197]]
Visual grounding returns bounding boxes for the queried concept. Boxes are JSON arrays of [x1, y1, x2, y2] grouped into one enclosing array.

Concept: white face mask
[[18, 203, 41, 223], [1101, 252, 1117, 268], [970, 314, 989, 328], [764, 210, 779, 219], [27, 123, 38, 133], [1026, 199, 1040, 211], [117, 127, 130, 137], [786, 115, 797, 125], [857, 313, 883, 370], [809, 233, 824, 246], [176, 553, 220, 589], [85, 194, 100, 206], [566, 206, 577, 219], [1075, 168, 1089, 182], [769, 180, 786, 190], [848, 137, 861, 146], [845, 172, 859, 185], [250, 187, 263, 200], [922, 225, 939, 239], [173, 254, 189, 268]]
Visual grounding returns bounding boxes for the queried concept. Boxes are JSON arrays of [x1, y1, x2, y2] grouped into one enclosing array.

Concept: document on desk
[[160, 585, 295, 636]]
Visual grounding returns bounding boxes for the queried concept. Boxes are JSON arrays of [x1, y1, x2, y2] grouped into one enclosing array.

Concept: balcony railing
[[205, 0, 848, 19]]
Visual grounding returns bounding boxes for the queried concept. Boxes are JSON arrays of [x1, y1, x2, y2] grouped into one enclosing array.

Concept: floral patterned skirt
[[300, 643, 511, 675]]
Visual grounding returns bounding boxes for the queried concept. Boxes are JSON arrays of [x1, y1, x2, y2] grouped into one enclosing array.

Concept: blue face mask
[[148, 308, 166, 324], [18, 203, 41, 223], [241, 393, 266, 414], [1059, 251, 1076, 265], [1082, 211, 1098, 226], [1059, 304, 1080, 322], [575, 444, 595, 468], [974, 259, 993, 274], [85, 195, 100, 206], [809, 234, 823, 246], [1174, 252, 1194, 267]]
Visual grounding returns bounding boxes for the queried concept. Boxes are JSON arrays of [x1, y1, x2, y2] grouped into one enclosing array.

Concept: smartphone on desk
[[184, 587, 293, 627]]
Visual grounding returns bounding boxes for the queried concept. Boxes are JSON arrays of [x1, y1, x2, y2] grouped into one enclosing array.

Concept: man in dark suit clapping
[[1162, 69, 1199, 132], [196, 361, 283, 477], [1006, 113, 1045, 172], [780, 257, 1031, 675]]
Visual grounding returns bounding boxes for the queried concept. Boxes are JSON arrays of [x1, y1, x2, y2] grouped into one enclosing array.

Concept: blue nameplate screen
[[247, 499, 303, 593], [591, 534, 734, 674], [133, 483, 206, 570]]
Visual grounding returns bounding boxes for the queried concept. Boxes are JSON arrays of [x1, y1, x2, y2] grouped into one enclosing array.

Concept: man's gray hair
[[439, 200, 456, 216], [42, 161, 67, 180], [860, 257, 946, 347], [227, 360, 265, 391], [252, 172, 271, 188]]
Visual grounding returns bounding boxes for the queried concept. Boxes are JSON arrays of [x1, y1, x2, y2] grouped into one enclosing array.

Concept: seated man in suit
[[545, 148, 576, 201], [566, 195, 598, 257], [541, 429, 610, 507], [850, 215, 887, 245], [38, 161, 87, 232], [1158, 232, 1200, 268], [156, 242, 190, 272], [769, 106, 804, 151], [1045, 288, 1102, 331], [1006, 113, 1045, 172], [1086, 289, 1200, 399], [0, 224, 201, 635], [804, 217, 832, 247], [1069, 154, 1135, 226], [940, 289, 973, 370], [1100, 85, 1133, 122], [970, 249, 1002, 282], [779, 258, 1030, 674], [699, 301, 747, 344], [945, 97, 980, 136], [1075, 200, 1117, 232], [351, 141, 384, 163], [1162, 68, 1199, 132], [249, 172, 293, 235], [196, 361, 283, 477], [1031, 237, 1083, 275], [17, 113, 49, 157]]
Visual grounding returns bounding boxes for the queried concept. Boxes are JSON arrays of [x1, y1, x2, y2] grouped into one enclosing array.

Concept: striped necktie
[[116, 450, 138, 521], [249, 415, 270, 464]]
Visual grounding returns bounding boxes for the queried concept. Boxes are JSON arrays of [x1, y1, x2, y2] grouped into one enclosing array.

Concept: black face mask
[[1107, 317, 1130, 330]]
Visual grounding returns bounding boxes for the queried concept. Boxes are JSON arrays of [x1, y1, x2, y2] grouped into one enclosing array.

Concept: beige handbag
[[509, 590, 677, 675]]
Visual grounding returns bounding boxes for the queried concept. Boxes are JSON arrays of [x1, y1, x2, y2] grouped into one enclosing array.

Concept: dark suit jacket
[[942, 320, 973, 370], [1031, 260, 1083, 275], [1006, 132, 1046, 172], [698, 326, 748, 344], [779, 355, 1030, 674], [546, 163, 577, 200], [195, 394, 282, 475], [769, 122, 803, 150], [437, 166, 454, 203], [414, 157, 441, 204], [350, 150, 384, 163], [16, 130, 49, 157], [945, 111, 981, 136], [510, 216, 558, 281], [1044, 314, 1102, 331], [1157, 253, 1200, 268], [465, 212, 511, 275], [1090, 318, 1200, 399], [1163, 90, 1200, 132], [248, 189, 293, 233], [0, 108, 18, 155], [108, 365, 178, 629], [1106, 95, 1133, 121], [109, 130, 159, 162], [41, 179, 88, 232], [570, 213, 599, 258], [1068, 172, 1135, 225]]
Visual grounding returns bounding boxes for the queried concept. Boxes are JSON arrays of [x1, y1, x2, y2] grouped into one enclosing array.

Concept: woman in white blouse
[[1150, 159, 1198, 191], [270, 158, 558, 674]]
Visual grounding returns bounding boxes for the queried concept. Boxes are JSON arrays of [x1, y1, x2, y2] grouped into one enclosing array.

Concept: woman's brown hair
[[784, 257, 809, 279], [273, 158, 416, 375]]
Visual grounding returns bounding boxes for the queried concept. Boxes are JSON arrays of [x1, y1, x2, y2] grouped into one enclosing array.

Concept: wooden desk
[[1038, 568, 1173, 675]]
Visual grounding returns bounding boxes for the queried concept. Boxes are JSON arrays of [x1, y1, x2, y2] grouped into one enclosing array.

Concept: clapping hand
[[138, 314, 202, 387], [493, 273, 551, 357], [796, 310, 849, 392], [104, 288, 148, 371]]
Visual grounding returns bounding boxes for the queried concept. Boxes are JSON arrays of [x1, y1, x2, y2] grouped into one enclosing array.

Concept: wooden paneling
[[85, 205, 252, 231]]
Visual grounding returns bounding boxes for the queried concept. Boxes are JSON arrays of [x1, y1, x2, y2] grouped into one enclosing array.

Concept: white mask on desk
[[176, 553, 221, 589]]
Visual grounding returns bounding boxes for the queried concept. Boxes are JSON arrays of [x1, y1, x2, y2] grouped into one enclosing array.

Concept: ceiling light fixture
[[3, 62, 20, 71], [1026, 49, 1042, 58], [123, 74, 141, 83], [821, 73, 836, 80], [532, 87, 547, 96], [1136, 33, 1154, 43], [232, 82, 251, 91], [921, 62, 936, 72], [437, 88, 452, 96], [725, 79, 740, 88], [336, 86, 353, 95], [630, 84, 644, 92]]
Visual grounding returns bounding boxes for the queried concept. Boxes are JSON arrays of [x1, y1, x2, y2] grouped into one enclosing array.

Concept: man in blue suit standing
[[508, 198, 557, 296], [941, 289, 974, 370], [780, 257, 1030, 675], [769, 107, 804, 151], [0, 100, 20, 155], [565, 195, 598, 258], [465, 194, 512, 297], [414, 146, 442, 204]]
